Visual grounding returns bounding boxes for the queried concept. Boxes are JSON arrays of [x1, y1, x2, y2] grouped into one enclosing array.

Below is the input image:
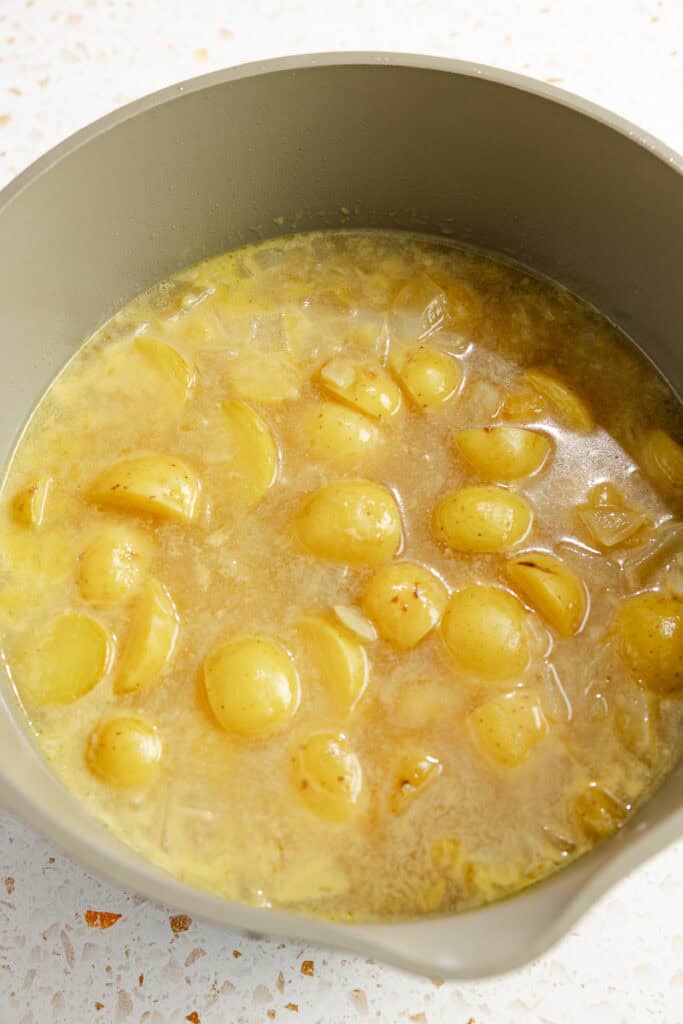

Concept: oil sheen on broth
[[1, 231, 683, 921]]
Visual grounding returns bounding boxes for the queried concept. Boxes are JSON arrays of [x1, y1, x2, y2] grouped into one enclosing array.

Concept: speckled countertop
[[0, 2, 682, 1022]]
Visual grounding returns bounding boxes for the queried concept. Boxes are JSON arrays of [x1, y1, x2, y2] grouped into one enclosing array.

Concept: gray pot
[[0, 53, 681, 979]]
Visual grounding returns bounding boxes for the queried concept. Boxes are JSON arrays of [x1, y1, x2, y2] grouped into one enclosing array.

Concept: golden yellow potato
[[441, 586, 529, 681], [432, 485, 532, 554], [389, 753, 442, 814], [639, 429, 683, 497], [498, 387, 546, 423], [318, 358, 402, 420], [78, 524, 153, 605], [226, 351, 302, 402], [392, 345, 462, 409], [454, 427, 552, 481], [298, 615, 368, 712], [21, 612, 112, 705], [505, 551, 587, 637], [361, 561, 448, 649], [222, 400, 278, 506], [133, 337, 196, 401], [295, 479, 402, 566], [292, 731, 363, 821], [612, 592, 683, 693], [115, 578, 180, 694], [522, 369, 594, 432], [299, 400, 380, 464], [332, 604, 378, 642], [11, 477, 53, 528], [86, 716, 162, 788], [572, 783, 628, 840], [89, 454, 201, 523], [204, 635, 300, 737], [468, 689, 548, 767], [576, 482, 649, 549]]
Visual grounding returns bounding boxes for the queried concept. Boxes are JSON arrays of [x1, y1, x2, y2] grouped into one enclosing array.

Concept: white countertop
[[0, 2, 682, 1021]]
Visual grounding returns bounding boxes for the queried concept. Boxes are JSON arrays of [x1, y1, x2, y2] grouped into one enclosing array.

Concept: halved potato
[[318, 358, 402, 420], [222, 400, 278, 506], [299, 400, 380, 464], [572, 783, 628, 840], [389, 753, 442, 814], [454, 427, 552, 481], [441, 585, 529, 681], [506, 551, 587, 636], [295, 479, 402, 566], [78, 524, 152, 605], [392, 344, 462, 410], [522, 369, 594, 432], [133, 337, 196, 401], [20, 612, 112, 705], [89, 454, 201, 523], [114, 578, 180, 694], [432, 485, 532, 554], [298, 615, 368, 712], [361, 561, 448, 649], [612, 592, 683, 693], [639, 428, 683, 498], [11, 477, 53, 528], [87, 716, 162, 788], [292, 731, 363, 821], [468, 689, 548, 767]]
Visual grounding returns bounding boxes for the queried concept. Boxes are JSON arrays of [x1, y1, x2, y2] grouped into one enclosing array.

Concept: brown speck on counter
[[431, 977, 444, 987], [48, 856, 55, 864], [0, 114, 12, 126], [409, 1014, 427, 1023], [350, 989, 369, 1014], [300, 960, 314, 976], [267, 1012, 276, 1021], [232, 948, 242, 958], [276, 971, 285, 994], [138, 973, 144, 986], [169, 914, 192, 935], [194, 48, 208, 61], [84, 910, 122, 929], [218, 27, 233, 39], [186, 1013, 201, 1024], [4, 877, 14, 895], [94, 1003, 104, 1012], [284, 1004, 298, 1013]]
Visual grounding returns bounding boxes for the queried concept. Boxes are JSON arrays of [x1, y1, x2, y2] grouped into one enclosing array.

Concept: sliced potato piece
[[295, 479, 402, 566], [506, 551, 587, 637], [389, 753, 442, 814], [87, 716, 162, 788], [78, 524, 152, 605], [612, 592, 683, 693], [133, 337, 196, 401], [361, 561, 448, 649], [298, 615, 368, 712], [522, 369, 594, 432], [20, 612, 112, 705], [441, 585, 529, 681], [572, 783, 629, 840], [454, 427, 552, 481], [89, 454, 201, 523], [11, 477, 53, 528], [222, 400, 278, 506], [300, 400, 380, 464], [332, 604, 378, 642], [468, 689, 548, 767], [639, 428, 683, 498], [432, 485, 532, 554], [115, 578, 179, 694], [392, 344, 462, 410], [203, 635, 300, 737], [292, 731, 363, 821], [318, 358, 402, 420], [576, 482, 649, 549]]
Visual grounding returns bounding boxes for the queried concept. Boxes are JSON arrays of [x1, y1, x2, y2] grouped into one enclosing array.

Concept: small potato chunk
[[78, 524, 152, 605], [89, 454, 200, 523], [292, 732, 363, 821], [506, 551, 587, 637], [300, 400, 380, 464], [22, 613, 112, 705], [12, 477, 53, 528], [522, 369, 594, 433], [441, 585, 529, 681], [498, 387, 546, 423], [432, 485, 532, 554], [468, 689, 548, 767], [115, 578, 179, 694], [389, 753, 442, 814], [295, 479, 402, 566], [392, 344, 462, 410], [318, 358, 402, 420], [572, 783, 628, 840], [133, 337, 196, 401], [222, 400, 278, 506], [612, 592, 683, 694], [576, 482, 649, 549], [203, 635, 300, 737], [298, 615, 368, 712], [86, 716, 162, 788], [639, 429, 683, 498], [454, 427, 552, 481], [361, 561, 448, 649]]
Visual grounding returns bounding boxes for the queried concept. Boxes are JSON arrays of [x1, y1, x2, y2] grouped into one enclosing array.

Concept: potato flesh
[[454, 426, 552, 481], [89, 454, 200, 523], [392, 344, 462, 409], [300, 400, 380, 464], [318, 358, 402, 420], [432, 485, 532, 554], [293, 732, 363, 821], [505, 551, 587, 637], [20, 613, 112, 705], [114, 578, 179, 694], [361, 561, 447, 649], [613, 592, 683, 693], [295, 479, 402, 566], [298, 615, 368, 711], [468, 690, 548, 767], [522, 369, 594, 432], [222, 400, 278, 506], [78, 525, 152, 605], [389, 753, 442, 813], [133, 337, 196, 401], [441, 586, 529, 681], [87, 716, 162, 788], [12, 477, 53, 528]]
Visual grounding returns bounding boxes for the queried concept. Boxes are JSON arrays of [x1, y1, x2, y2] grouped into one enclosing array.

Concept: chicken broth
[[2, 230, 682, 920]]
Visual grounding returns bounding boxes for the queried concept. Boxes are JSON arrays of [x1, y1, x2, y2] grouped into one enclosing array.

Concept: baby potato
[[11, 477, 53, 528], [318, 358, 402, 420], [468, 689, 548, 767], [612, 592, 683, 694], [78, 524, 152, 605], [361, 561, 448, 649], [454, 427, 552, 481], [432, 485, 532, 554], [389, 753, 442, 814], [86, 716, 162, 788], [576, 482, 649, 549], [222, 400, 278, 506], [22, 612, 112, 705], [115, 578, 180, 694], [295, 479, 402, 566], [133, 337, 196, 401], [572, 783, 628, 840], [300, 400, 380, 464], [639, 428, 683, 498], [298, 615, 368, 712], [392, 344, 462, 410], [522, 369, 594, 433], [441, 585, 529, 681], [203, 635, 300, 737], [292, 731, 363, 821], [89, 454, 201, 523], [505, 551, 587, 637]]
